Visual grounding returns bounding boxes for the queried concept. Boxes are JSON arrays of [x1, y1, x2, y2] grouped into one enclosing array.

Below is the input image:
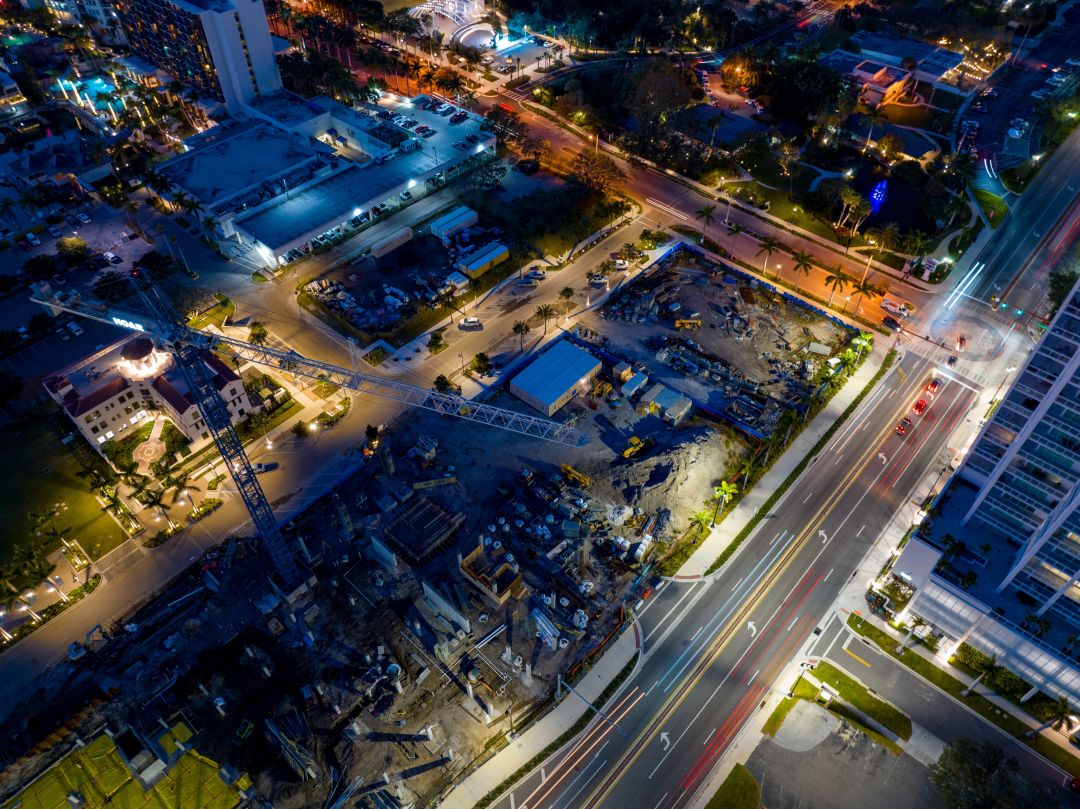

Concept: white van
[[881, 294, 914, 317], [459, 317, 482, 330]]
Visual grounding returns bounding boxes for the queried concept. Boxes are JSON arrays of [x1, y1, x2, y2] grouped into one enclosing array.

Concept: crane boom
[[31, 291, 588, 447]]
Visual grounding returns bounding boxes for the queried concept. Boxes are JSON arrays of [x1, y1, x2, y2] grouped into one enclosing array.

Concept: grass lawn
[[813, 661, 912, 740], [705, 764, 759, 809], [312, 379, 341, 399], [972, 188, 1009, 228], [762, 697, 798, 736], [882, 104, 931, 129], [751, 184, 848, 244], [187, 293, 235, 331], [847, 615, 1080, 777], [2, 408, 124, 574]]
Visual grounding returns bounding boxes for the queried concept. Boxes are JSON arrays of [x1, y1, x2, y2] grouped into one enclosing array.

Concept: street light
[[458, 352, 466, 375], [20, 603, 41, 622], [309, 422, 320, 444]]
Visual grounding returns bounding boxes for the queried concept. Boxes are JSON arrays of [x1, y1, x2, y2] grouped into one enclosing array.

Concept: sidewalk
[[439, 624, 641, 809], [677, 340, 893, 579]]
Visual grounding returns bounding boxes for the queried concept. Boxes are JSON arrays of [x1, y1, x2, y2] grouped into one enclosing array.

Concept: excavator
[[674, 319, 702, 331], [561, 463, 592, 488]]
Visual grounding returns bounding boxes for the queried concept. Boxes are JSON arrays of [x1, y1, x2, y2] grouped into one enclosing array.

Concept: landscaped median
[[1, 574, 102, 647], [701, 348, 897, 576], [847, 615, 1080, 777], [705, 763, 760, 809]]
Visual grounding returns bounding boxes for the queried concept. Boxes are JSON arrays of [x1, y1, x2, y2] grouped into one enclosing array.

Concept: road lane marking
[[690, 625, 704, 642], [551, 742, 610, 809], [703, 728, 716, 745], [655, 794, 668, 808], [844, 648, 872, 667], [834, 453, 843, 465], [823, 568, 834, 582], [787, 616, 799, 631], [856, 525, 866, 537], [748, 669, 760, 685], [802, 490, 814, 504], [645, 197, 688, 220], [648, 679, 660, 696], [541, 768, 547, 783]]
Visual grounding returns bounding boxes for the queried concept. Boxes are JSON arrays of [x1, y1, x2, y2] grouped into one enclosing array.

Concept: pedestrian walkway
[[439, 625, 641, 809], [678, 341, 892, 579]]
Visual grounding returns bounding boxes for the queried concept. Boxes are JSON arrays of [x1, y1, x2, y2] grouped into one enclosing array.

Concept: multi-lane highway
[[488, 344, 983, 809]]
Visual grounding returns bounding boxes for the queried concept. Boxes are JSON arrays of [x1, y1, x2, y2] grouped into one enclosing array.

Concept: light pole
[[309, 421, 320, 444], [860, 238, 878, 284], [990, 365, 1017, 406], [458, 352, 466, 375], [20, 603, 42, 623]]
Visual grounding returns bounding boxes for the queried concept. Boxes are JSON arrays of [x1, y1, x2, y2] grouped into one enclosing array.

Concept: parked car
[[882, 316, 903, 331], [67, 321, 83, 336], [440, 106, 456, 116], [450, 111, 468, 123], [56, 327, 71, 341], [252, 462, 278, 473], [76, 212, 92, 224], [104, 251, 122, 265], [399, 190, 413, 201], [47, 225, 63, 238], [25, 232, 40, 246], [947, 355, 958, 367], [459, 316, 482, 330], [420, 128, 437, 138]]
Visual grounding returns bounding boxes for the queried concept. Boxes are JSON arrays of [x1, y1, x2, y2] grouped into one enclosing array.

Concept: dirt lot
[[582, 247, 854, 438]]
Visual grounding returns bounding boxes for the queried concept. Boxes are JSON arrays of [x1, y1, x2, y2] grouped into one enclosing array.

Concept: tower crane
[[33, 283, 587, 582]]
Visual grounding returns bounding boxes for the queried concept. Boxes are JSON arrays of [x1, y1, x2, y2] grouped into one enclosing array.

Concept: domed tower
[[115, 337, 173, 382]]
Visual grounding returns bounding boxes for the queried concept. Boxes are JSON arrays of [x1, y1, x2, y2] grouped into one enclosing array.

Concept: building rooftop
[[849, 32, 963, 74], [509, 341, 602, 410], [158, 121, 331, 211], [4, 722, 248, 809], [383, 497, 465, 566], [245, 90, 327, 128]]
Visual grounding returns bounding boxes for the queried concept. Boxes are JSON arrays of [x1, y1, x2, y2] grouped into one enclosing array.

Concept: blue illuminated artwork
[[869, 180, 887, 214]]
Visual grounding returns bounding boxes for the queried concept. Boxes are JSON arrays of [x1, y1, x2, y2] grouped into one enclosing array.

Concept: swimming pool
[[53, 75, 117, 111]]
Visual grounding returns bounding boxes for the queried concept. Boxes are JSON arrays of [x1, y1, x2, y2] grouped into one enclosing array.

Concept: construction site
[[0, 245, 864, 809]]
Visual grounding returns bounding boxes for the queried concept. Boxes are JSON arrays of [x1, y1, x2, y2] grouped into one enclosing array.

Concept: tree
[[756, 236, 781, 278], [248, 321, 269, 346], [695, 204, 717, 244], [559, 286, 575, 315], [365, 423, 380, 448], [738, 457, 755, 489], [141, 487, 177, 530], [471, 352, 492, 375], [535, 303, 556, 334], [929, 739, 1063, 809], [569, 151, 626, 195], [433, 374, 454, 393], [1049, 268, 1079, 314], [436, 291, 457, 324], [690, 510, 710, 534], [824, 267, 847, 306], [164, 470, 199, 504], [24, 254, 59, 281], [849, 278, 879, 313], [512, 320, 531, 350], [728, 222, 747, 254], [712, 480, 738, 526], [862, 107, 885, 152], [56, 236, 90, 266], [1026, 695, 1076, 738], [790, 250, 813, 291]]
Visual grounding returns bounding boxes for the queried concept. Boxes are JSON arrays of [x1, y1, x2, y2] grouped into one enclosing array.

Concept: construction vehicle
[[561, 463, 592, 488], [675, 319, 702, 331], [622, 436, 654, 459], [592, 378, 612, 398], [31, 281, 588, 584]]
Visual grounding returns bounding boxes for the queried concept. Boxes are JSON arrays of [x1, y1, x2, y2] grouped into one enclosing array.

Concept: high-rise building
[[893, 277, 1080, 701], [959, 284, 1080, 625], [114, 0, 281, 112]]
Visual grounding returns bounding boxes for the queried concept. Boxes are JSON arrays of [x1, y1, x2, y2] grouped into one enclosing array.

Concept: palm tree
[[756, 236, 781, 278], [712, 480, 739, 526], [695, 204, 717, 244], [535, 304, 556, 334], [862, 107, 885, 152], [690, 510, 711, 534], [849, 278, 879, 313], [824, 267, 847, 306], [790, 250, 813, 292], [559, 286, 575, 316], [512, 320, 530, 350], [437, 291, 457, 324], [728, 222, 747, 254], [962, 655, 1005, 697], [868, 221, 899, 254], [1026, 696, 1076, 738], [165, 471, 200, 504], [141, 488, 177, 530], [738, 457, 756, 489]]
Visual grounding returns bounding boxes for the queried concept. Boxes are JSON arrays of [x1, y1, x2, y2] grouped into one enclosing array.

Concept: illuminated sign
[[111, 317, 145, 332]]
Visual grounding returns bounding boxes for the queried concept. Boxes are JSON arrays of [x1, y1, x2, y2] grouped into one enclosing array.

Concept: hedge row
[[704, 348, 897, 575]]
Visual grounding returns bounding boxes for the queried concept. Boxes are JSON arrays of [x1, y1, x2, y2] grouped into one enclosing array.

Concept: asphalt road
[[814, 615, 1070, 789], [489, 345, 984, 809]]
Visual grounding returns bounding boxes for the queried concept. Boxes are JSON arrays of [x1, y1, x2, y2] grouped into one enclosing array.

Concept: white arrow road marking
[[819, 530, 829, 544], [879, 453, 888, 464], [747, 621, 757, 638], [660, 732, 671, 751]]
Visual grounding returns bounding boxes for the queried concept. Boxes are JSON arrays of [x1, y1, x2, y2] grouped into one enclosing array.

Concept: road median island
[[847, 615, 1080, 777], [810, 660, 912, 740], [703, 348, 897, 575], [472, 651, 639, 809]]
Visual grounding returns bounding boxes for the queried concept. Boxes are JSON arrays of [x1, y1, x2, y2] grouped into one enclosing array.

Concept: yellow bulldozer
[[622, 436, 654, 459], [675, 319, 702, 331]]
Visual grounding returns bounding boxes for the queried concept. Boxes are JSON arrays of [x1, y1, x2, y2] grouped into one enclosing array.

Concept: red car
[[896, 417, 913, 436], [925, 378, 942, 396], [913, 399, 928, 416]]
